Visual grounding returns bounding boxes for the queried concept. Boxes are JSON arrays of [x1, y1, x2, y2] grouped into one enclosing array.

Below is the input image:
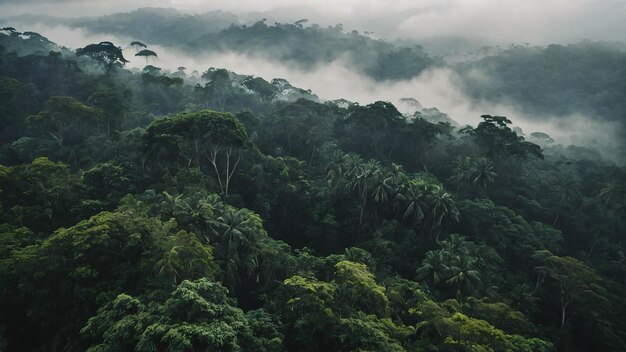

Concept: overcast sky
[[1, 0, 626, 45]]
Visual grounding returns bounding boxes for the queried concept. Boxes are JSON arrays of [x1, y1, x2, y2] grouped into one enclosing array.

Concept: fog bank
[[3, 1, 626, 46], [12, 23, 626, 159]]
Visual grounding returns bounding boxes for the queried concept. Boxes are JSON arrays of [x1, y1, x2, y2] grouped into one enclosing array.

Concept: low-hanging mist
[[4, 0, 626, 45], [23, 22, 626, 161]]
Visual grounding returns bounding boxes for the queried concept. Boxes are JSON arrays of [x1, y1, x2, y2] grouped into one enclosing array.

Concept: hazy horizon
[[2, 0, 626, 47], [2, 1, 625, 158]]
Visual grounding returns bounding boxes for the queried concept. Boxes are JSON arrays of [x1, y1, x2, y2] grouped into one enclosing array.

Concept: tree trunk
[[561, 299, 569, 329], [224, 149, 241, 196], [209, 146, 225, 194]]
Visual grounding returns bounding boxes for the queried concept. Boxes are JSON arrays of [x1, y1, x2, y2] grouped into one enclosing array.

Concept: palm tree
[[472, 157, 497, 189], [211, 207, 263, 290], [446, 254, 482, 294], [449, 156, 474, 190], [156, 245, 182, 285], [345, 159, 379, 229], [597, 180, 626, 209], [439, 234, 470, 256], [162, 192, 222, 243], [426, 185, 460, 241], [369, 166, 395, 205], [552, 177, 580, 226], [416, 250, 450, 286], [159, 191, 184, 217], [395, 179, 427, 228], [450, 156, 497, 193], [325, 150, 350, 198], [388, 163, 409, 190]]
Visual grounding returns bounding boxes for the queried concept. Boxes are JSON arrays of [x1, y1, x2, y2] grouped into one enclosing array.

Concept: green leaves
[[145, 109, 250, 194], [281, 261, 408, 351], [532, 250, 609, 328], [212, 206, 265, 290], [441, 312, 552, 352], [461, 115, 543, 161], [416, 234, 500, 297], [155, 230, 216, 285], [1, 157, 83, 233], [334, 261, 389, 317], [26, 96, 102, 147], [284, 275, 336, 313], [83, 278, 271, 352], [76, 41, 129, 72], [326, 151, 459, 239], [335, 101, 405, 160]]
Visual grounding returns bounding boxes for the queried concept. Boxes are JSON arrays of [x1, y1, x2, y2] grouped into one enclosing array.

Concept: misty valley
[[0, 4, 625, 352]]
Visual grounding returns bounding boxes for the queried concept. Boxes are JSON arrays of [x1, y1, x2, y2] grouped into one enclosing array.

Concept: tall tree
[[135, 49, 157, 63], [533, 250, 608, 329], [145, 109, 250, 195], [460, 115, 543, 160], [26, 96, 102, 147], [76, 41, 129, 73]]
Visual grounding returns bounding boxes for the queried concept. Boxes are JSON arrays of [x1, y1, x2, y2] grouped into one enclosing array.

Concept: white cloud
[[6, 10, 626, 157], [2, 0, 626, 45]]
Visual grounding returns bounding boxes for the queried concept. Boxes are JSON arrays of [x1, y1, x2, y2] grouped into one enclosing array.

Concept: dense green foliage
[[0, 27, 625, 352], [188, 20, 437, 81], [456, 42, 626, 123]]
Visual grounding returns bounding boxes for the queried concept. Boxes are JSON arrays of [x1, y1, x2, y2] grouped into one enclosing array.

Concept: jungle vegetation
[[0, 24, 625, 352]]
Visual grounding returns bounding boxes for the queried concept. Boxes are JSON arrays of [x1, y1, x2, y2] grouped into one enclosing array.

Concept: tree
[[412, 295, 552, 352], [551, 176, 581, 226], [281, 261, 408, 351], [130, 40, 147, 52], [335, 101, 405, 160], [334, 261, 389, 317], [460, 115, 543, 160], [0, 76, 32, 142], [533, 250, 608, 329], [441, 312, 552, 352], [1, 157, 83, 233], [416, 250, 449, 286], [135, 49, 157, 63], [449, 156, 474, 190], [243, 76, 276, 101], [142, 64, 161, 74], [395, 178, 427, 228], [0, 209, 209, 350], [87, 87, 129, 133], [471, 157, 497, 189], [145, 109, 250, 195], [81, 279, 267, 351], [76, 41, 129, 73], [426, 184, 459, 240], [26, 96, 102, 147], [345, 159, 379, 229], [173, 66, 187, 78], [155, 230, 215, 285], [210, 206, 265, 290], [201, 68, 232, 111], [445, 253, 482, 293]]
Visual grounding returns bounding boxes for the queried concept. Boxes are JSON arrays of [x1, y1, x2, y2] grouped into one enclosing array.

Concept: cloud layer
[[23, 22, 622, 157], [4, 5, 625, 162], [2, 0, 626, 45]]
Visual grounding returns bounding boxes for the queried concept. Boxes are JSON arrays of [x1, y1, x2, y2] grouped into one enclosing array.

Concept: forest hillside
[[0, 16, 625, 352]]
